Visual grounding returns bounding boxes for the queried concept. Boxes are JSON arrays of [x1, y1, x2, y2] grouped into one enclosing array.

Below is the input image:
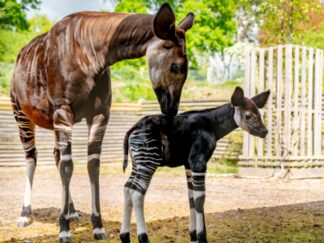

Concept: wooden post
[[293, 46, 299, 156], [249, 49, 257, 158], [276, 45, 283, 158], [307, 48, 313, 156], [300, 46, 307, 156], [266, 48, 273, 158], [314, 49, 322, 156], [258, 49, 265, 157], [284, 45, 292, 157], [243, 49, 251, 158]]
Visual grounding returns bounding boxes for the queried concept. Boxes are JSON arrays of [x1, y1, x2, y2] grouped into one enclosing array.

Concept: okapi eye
[[245, 114, 252, 120], [163, 44, 173, 49], [170, 63, 181, 73]]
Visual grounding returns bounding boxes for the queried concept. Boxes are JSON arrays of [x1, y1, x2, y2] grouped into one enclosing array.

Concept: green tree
[[0, 0, 41, 30], [28, 13, 51, 33], [258, 0, 322, 45]]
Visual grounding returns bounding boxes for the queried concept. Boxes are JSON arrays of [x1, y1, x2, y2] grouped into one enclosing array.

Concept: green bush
[[0, 62, 14, 95], [0, 29, 37, 63]]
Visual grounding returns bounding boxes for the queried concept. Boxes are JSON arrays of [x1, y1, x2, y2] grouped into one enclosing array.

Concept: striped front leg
[[192, 172, 207, 243], [186, 169, 197, 243], [87, 113, 109, 240], [53, 105, 74, 243]]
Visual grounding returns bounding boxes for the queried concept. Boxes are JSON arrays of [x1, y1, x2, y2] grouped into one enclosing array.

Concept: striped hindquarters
[[127, 128, 162, 194]]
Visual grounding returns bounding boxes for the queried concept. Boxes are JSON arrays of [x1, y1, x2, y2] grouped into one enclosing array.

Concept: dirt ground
[[0, 164, 324, 242]]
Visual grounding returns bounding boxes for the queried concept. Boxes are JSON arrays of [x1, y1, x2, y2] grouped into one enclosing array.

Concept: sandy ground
[[0, 164, 324, 242]]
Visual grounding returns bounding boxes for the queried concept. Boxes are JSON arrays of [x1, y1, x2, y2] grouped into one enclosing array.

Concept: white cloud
[[27, 0, 115, 22]]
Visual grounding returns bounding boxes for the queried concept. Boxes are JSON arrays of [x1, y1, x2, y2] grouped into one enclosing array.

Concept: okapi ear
[[153, 3, 176, 40], [231, 87, 245, 107], [252, 90, 271, 108], [178, 12, 195, 31]]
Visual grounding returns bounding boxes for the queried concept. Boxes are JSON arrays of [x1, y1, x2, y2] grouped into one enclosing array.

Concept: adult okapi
[[10, 3, 194, 242]]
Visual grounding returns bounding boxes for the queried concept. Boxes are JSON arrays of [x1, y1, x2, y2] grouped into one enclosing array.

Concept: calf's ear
[[231, 87, 245, 107], [252, 90, 271, 108]]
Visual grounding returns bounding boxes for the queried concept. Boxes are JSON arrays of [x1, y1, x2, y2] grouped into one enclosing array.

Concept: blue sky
[[27, 0, 115, 22]]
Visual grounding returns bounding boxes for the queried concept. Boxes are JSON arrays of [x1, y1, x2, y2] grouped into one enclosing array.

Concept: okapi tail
[[123, 122, 141, 173]]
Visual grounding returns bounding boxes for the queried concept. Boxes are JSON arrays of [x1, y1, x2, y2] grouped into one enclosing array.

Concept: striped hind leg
[[129, 130, 162, 243], [120, 161, 137, 243], [12, 105, 37, 227]]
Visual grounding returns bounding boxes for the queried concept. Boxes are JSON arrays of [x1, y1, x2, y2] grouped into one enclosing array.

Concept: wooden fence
[[240, 44, 324, 178], [0, 97, 241, 166]]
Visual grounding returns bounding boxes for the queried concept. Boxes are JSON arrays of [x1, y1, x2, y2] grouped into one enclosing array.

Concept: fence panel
[[0, 99, 241, 166], [240, 44, 324, 179]]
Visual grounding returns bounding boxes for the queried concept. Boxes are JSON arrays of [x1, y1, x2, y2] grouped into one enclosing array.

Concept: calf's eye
[[245, 114, 252, 120], [170, 63, 181, 73]]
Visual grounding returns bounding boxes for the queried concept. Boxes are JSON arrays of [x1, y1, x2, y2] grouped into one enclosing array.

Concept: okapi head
[[146, 4, 195, 116], [231, 87, 270, 138]]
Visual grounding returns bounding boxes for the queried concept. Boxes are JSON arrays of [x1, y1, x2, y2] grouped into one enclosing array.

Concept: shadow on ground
[[5, 201, 324, 242]]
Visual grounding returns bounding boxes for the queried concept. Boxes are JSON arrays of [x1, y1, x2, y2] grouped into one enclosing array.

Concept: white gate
[[239, 44, 324, 178]]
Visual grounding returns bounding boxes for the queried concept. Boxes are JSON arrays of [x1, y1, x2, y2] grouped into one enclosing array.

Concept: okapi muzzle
[[154, 85, 183, 116]]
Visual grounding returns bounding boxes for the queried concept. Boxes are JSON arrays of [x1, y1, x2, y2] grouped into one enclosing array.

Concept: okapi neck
[[106, 14, 155, 65], [213, 103, 238, 140]]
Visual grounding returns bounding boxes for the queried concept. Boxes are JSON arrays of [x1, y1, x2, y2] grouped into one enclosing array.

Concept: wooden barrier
[[240, 44, 324, 179], [0, 98, 241, 166]]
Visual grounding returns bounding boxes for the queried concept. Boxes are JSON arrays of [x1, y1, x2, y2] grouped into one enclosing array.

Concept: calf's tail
[[123, 123, 140, 173]]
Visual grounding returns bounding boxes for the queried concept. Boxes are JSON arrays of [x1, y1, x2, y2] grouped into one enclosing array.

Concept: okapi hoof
[[120, 232, 131, 243], [68, 211, 80, 221], [138, 233, 150, 243], [59, 231, 71, 243], [17, 216, 32, 227], [93, 228, 106, 240]]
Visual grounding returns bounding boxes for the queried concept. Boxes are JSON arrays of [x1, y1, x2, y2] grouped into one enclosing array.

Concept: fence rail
[[0, 98, 240, 166]]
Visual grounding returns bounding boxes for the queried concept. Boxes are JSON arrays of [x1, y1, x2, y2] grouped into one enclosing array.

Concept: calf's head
[[231, 87, 270, 138], [146, 3, 195, 116]]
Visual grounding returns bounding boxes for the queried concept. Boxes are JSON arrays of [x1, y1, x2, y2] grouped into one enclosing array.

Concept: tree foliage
[[258, 0, 322, 45], [0, 0, 41, 30]]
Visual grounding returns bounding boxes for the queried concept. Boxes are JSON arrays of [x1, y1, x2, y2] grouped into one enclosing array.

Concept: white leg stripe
[[192, 172, 206, 176], [193, 190, 205, 199], [88, 153, 100, 161], [61, 154, 72, 161], [17, 216, 30, 224], [196, 212, 204, 234], [59, 230, 71, 238], [130, 190, 147, 235], [189, 208, 196, 232], [93, 227, 106, 235], [59, 231, 71, 238], [91, 184, 99, 216], [121, 187, 133, 234]]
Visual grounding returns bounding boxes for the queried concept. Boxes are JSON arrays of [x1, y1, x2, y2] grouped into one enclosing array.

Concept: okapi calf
[[120, 87, 270, 243]]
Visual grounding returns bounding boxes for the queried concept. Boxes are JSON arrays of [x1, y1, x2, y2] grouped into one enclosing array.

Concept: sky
[[27, 0, 115, 22]]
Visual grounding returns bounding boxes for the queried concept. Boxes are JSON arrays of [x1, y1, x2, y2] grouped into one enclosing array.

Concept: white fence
[[239, 44, 324, 178]]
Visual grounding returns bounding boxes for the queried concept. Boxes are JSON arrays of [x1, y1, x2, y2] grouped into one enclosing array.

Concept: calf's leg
[[192, 172, 207, 243], [120, 165, 137, 243], [186, 169, 198, 243]]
